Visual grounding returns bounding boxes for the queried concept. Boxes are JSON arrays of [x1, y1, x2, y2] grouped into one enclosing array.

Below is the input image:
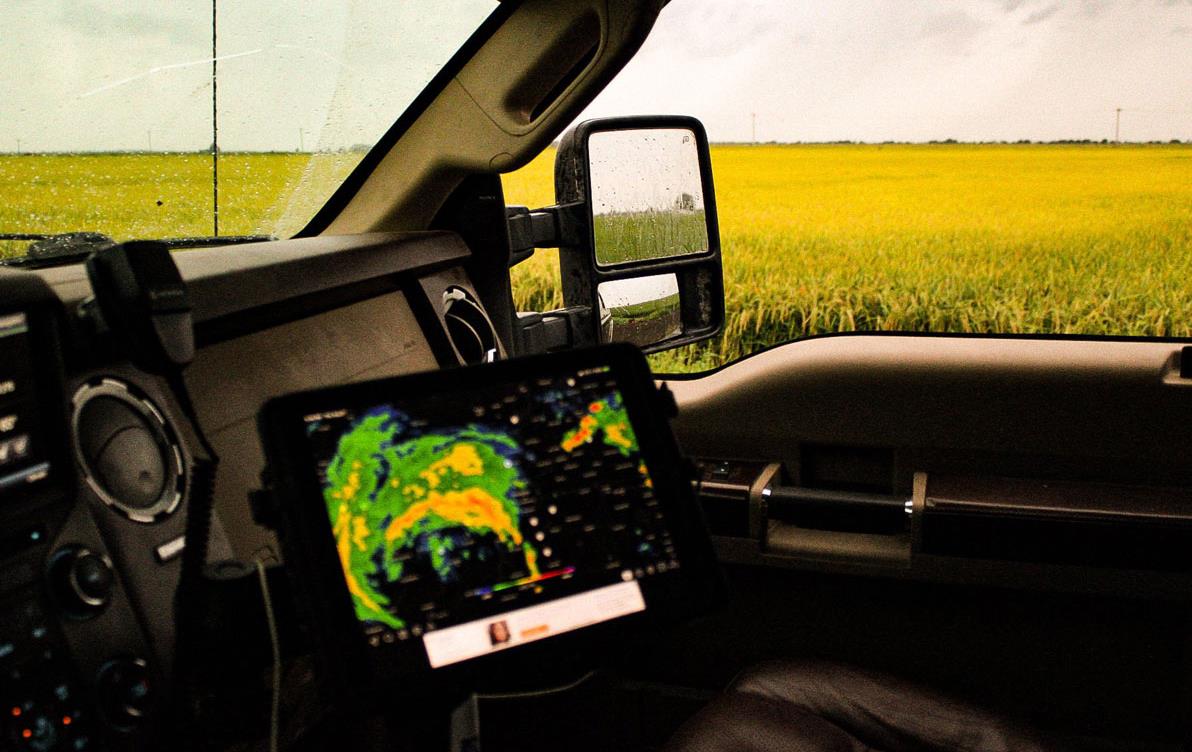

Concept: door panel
[[652, 334, 1192, 747], [667, 334, 1192, 472], [664, 334, 1192, 588]]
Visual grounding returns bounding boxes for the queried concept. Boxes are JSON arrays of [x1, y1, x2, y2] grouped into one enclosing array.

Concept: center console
[[0, 270, 159, 751]]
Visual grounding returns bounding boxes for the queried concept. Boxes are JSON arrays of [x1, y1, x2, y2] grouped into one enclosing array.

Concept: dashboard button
[[95, 658, 151, 730]]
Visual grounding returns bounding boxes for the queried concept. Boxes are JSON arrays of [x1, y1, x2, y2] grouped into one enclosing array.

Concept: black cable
[[166, 371, 219, 592], [164, 370, 221, 751]]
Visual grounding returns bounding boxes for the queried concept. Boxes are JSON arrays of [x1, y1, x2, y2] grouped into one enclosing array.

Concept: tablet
[[258, 344, 716, 692]]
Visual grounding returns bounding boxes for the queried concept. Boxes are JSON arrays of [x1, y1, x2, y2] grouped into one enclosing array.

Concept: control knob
[[96, 658, 152, 730], [47, 547, 114, 619]]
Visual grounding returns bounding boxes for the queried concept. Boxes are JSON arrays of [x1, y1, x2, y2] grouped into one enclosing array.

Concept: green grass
[[612, 291, 681, 320], [606, 290, 683, 347], [593, 209, 707, 265], [0, 151, 356, 257]]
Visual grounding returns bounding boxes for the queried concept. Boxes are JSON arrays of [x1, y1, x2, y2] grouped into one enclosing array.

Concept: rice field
[[2, 145, 1190, 374], [504, 144, 1192, 372]]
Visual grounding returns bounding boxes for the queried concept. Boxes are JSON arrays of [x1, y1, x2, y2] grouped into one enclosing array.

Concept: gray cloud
[[58, 3, 205, 46], [1078, 0, 1116, 18], [919, 11, 989, 54], [582, 0, 1192, 144], [4, 0, 1190, 151], [659, 3, 781, 58], [1023, 3, 1062, 24]]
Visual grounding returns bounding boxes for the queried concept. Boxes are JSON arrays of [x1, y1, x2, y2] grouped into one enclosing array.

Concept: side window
[[503, 154, 563, 313], [505, 2, 1192, 374]]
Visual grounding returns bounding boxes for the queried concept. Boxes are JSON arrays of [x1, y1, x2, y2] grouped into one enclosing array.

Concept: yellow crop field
[[506, 144, 1192, 371], [3, 146, 1190, 374]]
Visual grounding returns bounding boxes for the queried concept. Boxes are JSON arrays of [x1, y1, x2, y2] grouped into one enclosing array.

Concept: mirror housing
[[553, 116, 724, 354]]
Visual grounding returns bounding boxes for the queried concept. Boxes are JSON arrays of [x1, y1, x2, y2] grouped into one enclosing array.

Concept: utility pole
[[751, 112, 757, 143], [147, 130, 152, 152], [15, 140, 20, 155], [1115, 107, 1122, 143], [211, 0, 219, 237], [299, 128, 305, 152]]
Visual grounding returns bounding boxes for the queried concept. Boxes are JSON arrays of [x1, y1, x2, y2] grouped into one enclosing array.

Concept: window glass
[[0, 0, 498, 260], [505, 1, 1192, 373]]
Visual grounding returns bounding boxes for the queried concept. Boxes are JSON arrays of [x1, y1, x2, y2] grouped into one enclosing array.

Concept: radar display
[[302, 366, 678, 646]]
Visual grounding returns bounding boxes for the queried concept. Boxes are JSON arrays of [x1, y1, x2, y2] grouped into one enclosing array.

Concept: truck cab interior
[[2, 1, 1190, 751]]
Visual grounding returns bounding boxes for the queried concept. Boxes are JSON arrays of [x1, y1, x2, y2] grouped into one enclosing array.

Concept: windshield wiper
[[0, 233, 274, 270], [0, 232, 116, 268]]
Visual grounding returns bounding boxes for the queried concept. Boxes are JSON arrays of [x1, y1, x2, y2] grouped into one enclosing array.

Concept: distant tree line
[[2, 144, 374, 156], [712, 139, 1186, 146]]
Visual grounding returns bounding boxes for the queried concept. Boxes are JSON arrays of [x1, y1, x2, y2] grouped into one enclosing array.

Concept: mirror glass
[[588, 128, 709, 267], [596, 274, 682, 347]]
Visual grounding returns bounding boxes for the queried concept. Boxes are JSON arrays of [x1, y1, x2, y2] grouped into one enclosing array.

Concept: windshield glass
[[505, 0, 1192, 373], [0, 0, 498, 260]]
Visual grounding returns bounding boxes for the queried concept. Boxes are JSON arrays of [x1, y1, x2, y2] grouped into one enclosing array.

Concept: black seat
[[665, 660, 1068, 752]]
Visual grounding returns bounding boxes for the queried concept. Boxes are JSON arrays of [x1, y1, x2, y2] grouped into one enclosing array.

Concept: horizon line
[[1, 139, 1189, 156]]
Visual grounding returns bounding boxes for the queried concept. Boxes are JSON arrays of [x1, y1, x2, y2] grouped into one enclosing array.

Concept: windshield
[[0, 0, 498, 260], [505, 0, 1192, 373]]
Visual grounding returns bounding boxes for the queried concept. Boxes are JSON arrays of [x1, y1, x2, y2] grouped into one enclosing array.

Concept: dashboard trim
[[35, 231, 472, 326]]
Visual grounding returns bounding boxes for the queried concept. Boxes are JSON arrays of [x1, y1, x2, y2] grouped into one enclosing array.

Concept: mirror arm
[[506, 202, 587, 267], [515, 306, 591, 354], [547, 202, 587, 248]]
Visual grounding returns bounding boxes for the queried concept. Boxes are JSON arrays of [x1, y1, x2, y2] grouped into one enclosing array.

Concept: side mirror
[[554, 116, 724, 353]]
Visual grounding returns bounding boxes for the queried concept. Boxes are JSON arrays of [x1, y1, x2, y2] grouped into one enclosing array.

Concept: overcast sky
[[582, 0, 1192, 143], [1, 0, 1189, 152], [0, 0, 496, 153]]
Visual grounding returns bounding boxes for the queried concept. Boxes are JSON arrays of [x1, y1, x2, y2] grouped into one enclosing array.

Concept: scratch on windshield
[[79, 49, 264, 99]]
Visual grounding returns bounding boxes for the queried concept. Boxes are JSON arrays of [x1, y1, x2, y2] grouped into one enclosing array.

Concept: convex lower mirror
[[597, 274, 682, 348]]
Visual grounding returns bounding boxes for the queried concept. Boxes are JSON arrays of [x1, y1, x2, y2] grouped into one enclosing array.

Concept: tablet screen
[[299, 363, 679, 668]]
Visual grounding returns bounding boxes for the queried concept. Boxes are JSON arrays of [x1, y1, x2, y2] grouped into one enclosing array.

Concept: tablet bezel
[[258, 344, 718, 701]]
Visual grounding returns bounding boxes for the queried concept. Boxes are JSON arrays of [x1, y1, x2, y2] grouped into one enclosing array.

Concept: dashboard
[[0, 231, 506, 750], [4, 225, 1192, 750]]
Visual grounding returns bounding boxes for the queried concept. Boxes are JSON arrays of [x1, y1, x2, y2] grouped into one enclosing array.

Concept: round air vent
[[71, 378, 185, 523], [442, 286, 500, 365]]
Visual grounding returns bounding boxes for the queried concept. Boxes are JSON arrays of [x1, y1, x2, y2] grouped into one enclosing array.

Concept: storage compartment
[[920, 475, 1192, 572], [922, 513, 1192, 571]]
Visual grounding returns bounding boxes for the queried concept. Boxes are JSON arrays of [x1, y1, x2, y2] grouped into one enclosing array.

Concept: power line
[[1117, 108, 1192, 115]]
